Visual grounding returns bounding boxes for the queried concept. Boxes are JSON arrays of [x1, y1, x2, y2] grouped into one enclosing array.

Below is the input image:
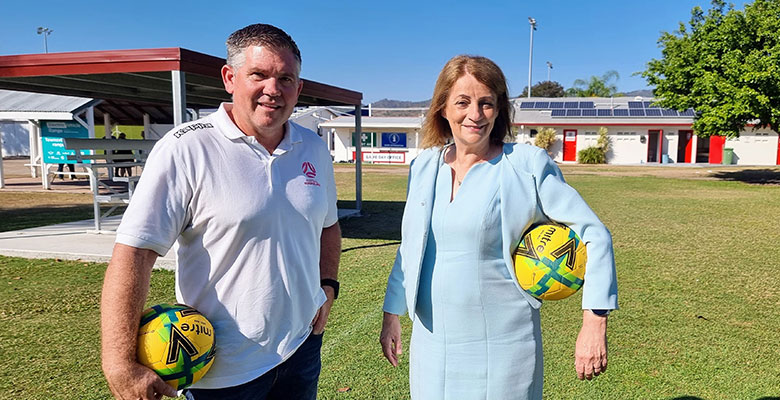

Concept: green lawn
[[1, 165, 779, 399]]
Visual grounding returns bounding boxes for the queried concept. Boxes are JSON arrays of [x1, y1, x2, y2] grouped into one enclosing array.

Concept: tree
[[565, 71, 620, 97], [642, 0, 780, 138], [520, 81, 565, 97]]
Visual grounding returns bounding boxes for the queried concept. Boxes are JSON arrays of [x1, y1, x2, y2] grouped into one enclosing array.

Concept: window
[[530, 129, 538, 138]]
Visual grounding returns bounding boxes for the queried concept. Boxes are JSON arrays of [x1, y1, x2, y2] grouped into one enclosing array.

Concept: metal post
[[86, 107, 95, 138], [527, 17, 537, 99], [172, 71, 187, 126], [28, 120, 38, 177], [355, 105, 363, 214], [0, 128, 4, 189]]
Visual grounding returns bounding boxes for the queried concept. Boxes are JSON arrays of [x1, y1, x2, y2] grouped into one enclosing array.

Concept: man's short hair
[[226, 24, 302, 69]]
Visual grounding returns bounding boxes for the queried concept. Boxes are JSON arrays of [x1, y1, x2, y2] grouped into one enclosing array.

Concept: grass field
[[1, 164, 780, 399]]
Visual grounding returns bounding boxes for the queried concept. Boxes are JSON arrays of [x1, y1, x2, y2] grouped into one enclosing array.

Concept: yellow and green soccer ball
[[137, 303, 216, 390], [514, 223, 587, 300]]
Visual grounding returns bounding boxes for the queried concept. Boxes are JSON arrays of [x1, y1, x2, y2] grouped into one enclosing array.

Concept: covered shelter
[[0, 48, 366, 214]]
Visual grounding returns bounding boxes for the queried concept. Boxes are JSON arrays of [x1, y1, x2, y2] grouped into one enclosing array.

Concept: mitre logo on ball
[[136, 303, 216, 390], [513, 223, 587, 300]]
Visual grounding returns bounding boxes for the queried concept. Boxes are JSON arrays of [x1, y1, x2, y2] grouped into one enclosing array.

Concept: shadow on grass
[[338, 200, 404, 241], [0, 205, 98, 233], [671, 397, 779, 400], [711, 169, 780, 185]]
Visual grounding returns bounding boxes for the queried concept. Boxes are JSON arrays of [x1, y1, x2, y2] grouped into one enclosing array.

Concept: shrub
[[578, 127, 611, 164], [578, 146, 606, 164], [534, 127, 557, 156]]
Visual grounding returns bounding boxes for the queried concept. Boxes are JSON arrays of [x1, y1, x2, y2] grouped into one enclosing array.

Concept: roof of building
[[319, 116, 422, 129], [0, 89, 100, 121], [512, 96, 695, 126]]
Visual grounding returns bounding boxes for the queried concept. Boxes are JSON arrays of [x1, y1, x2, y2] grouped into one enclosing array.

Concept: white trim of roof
[[0, 111, 77, 121], [320, 116, 422, 129]]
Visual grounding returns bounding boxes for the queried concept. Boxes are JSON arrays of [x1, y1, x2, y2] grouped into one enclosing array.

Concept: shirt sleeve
[[531, 148, 619, 310], [115, 137, 193, 256]]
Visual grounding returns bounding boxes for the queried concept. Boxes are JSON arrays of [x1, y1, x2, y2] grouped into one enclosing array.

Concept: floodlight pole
[[546, 61, 553, 82], [527, 17, 536, 98], [37, 26, 52, 53]]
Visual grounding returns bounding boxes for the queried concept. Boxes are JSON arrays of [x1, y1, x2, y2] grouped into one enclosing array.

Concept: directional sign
[[40, 121, 91, 164]]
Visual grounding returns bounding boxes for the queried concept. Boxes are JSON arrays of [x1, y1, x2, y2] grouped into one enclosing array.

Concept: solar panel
[[613, 109, 629, 117], [551, 109, 566, 117], [643, 101, 657, 108], [629, 109, 646, 116], [679, 109, 695, 116], [579, 101, 594, 108], [645, 109, 662, 116], [520, 102, 535, 109], [566, 109, 582, 116], [534, 101, 550, 108], [564, 101, 579, 108], [597, 109, 612, 117], [662, 109, 679, 116], [549, 102, 564, 109], [582, 109, 597, 117], [628, 101, 643, 109]]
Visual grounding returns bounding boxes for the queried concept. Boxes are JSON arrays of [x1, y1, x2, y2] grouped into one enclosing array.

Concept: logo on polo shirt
[[302, 162, 320, 186]]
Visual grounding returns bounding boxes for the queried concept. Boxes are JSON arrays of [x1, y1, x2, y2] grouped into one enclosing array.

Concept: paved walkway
[[0, 216, 176, 269]]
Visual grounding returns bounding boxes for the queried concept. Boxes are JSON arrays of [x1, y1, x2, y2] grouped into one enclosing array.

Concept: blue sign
[[40, 121, 90, 164], [381, 132, 407, 148]]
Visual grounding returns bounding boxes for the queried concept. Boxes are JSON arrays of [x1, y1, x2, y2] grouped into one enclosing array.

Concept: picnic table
[[63, 138, 157, 232]]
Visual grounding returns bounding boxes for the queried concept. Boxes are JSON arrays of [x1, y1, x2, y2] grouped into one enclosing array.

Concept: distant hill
[[371, 98, 431, 108], [622, 89, 654, 98]]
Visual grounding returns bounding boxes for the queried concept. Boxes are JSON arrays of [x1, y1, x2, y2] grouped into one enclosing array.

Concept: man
[[101, 24, 341, 400]]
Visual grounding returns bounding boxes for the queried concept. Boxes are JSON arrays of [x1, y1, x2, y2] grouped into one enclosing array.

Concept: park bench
[[63, 138, 157, 232]]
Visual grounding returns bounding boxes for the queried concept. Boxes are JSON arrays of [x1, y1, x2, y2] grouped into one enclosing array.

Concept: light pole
[[37, 26, 53, 53], [546, 61, 553, 82], [527, 17, 536, 99]]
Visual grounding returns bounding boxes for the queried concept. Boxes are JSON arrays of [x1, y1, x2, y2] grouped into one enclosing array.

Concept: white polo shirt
[[116, 103, 338, 389]]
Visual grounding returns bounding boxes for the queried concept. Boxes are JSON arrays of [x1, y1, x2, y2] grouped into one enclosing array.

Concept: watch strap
[[321, 279, 340, 300]]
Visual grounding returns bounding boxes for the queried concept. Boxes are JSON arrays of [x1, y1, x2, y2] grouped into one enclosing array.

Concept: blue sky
[[1, 0, 724, 103]]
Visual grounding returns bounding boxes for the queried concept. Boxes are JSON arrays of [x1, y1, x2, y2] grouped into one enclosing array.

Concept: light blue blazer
[[383, 143, 618, 317]]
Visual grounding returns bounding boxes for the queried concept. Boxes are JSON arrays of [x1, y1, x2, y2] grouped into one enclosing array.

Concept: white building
[[317, 97, 780, 166], [319, 116, 423, 164], [514, 97, 779, 165]]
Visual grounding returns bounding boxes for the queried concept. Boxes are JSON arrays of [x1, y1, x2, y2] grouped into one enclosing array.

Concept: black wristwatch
[[321, 279, 340, 300]]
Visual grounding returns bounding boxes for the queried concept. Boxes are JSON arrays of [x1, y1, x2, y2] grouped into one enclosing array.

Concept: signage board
[[40, 121, 91, 164], [352, 151, 406, 164], [381, 132, 407, 148]]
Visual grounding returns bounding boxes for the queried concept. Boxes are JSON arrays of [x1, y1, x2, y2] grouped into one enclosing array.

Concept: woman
[[379, 55, 618, 399]]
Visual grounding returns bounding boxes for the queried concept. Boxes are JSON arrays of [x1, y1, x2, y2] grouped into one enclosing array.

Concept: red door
[[563, 130, 577, 161], [678, 130, 693, 163], [709, 135, 725, 164]]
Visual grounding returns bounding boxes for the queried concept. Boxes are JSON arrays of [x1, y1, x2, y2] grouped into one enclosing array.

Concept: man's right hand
[[379, 312, 403, 367], [103, 360, 177, 400]]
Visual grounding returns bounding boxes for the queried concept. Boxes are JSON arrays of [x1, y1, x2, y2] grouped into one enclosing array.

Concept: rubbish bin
[[722, 148, 734, 165]]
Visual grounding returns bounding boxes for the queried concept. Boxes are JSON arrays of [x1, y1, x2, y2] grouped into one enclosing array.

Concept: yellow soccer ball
[[514, 223, 587, 300], [137, 303, 216, 390]]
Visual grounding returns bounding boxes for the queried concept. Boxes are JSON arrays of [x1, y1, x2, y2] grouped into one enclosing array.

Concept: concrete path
[[0, 216, 176, 270]]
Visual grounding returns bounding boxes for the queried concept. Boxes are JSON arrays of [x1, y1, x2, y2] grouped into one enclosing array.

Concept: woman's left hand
[[574, 310, 608, 380]]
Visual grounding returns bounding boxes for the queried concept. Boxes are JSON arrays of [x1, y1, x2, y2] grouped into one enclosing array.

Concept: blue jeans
[[185, 332, 323, 400]]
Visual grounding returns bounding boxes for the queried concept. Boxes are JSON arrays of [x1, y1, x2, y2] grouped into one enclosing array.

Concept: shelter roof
[[0, 89, 100, 121], [0, 48, 362, 125]]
